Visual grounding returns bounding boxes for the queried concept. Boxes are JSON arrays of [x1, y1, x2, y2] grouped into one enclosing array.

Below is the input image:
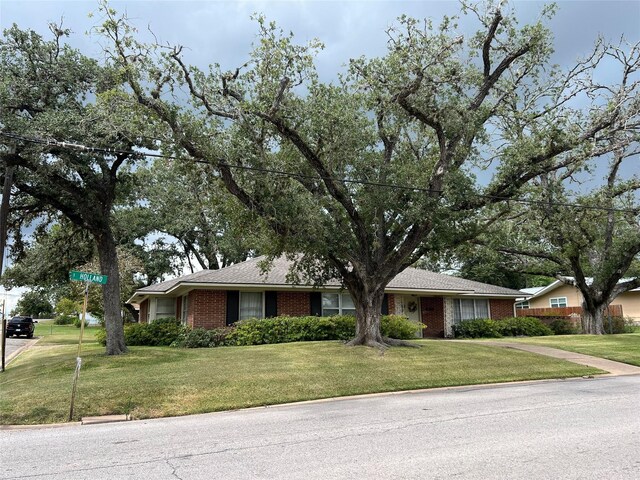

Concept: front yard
[[1, 324, 601, 425], [511, 331, 640, 367]]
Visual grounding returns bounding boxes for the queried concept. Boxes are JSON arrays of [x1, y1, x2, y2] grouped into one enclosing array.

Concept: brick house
[[127, 256, 522, 338]]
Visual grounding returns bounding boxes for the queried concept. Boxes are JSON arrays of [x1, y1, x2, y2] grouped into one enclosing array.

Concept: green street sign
[[69, 271, 108, 284]]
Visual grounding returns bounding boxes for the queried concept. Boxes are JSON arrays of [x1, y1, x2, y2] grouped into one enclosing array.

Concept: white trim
[[549, 296, 568, 308]]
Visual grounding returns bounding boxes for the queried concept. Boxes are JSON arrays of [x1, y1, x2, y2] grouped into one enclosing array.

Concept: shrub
[[381, 314, 424, 339], [452, 318, 502, 338], [73, 317, 89, 328], [602, 316, 635, 334], [496, 317, 554, 337], [225, 314, 421, 346], [172, 327, 234, 348], [54, 314, 75, 325], [96, 327, 107, 346], [124, 317, 186, 346], [549, 319, 579, 335]]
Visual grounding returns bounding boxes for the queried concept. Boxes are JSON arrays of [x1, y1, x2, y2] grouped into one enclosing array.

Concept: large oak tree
[[99, 3, 639, 348], [0, 24, 152, 354]]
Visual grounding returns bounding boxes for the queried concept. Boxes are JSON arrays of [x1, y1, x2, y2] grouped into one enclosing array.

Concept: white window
[[550, 297, 567, 308], [515, 301, 530, 309], [322, 293, 356, 316], [240, 292, 263, 320], [149, 297, 176, 321], [453, 299, 490, 323], [181, 295, 188, 325]]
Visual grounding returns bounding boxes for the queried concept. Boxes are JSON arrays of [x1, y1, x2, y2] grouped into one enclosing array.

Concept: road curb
[[4, 337, 40, 365]]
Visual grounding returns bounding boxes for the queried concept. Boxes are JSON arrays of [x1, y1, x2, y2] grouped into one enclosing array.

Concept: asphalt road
[[1, 336, 33, 361], [2, 375, 639, 479]]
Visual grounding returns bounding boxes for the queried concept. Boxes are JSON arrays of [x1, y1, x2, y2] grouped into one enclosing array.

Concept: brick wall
[[188, 290, 227, 329], [139, 299, 148, 324], [490, 299, 515, 320], [421, 297, 445, 338], [387, 294, 396, 315], [277, 291, 311, 316]]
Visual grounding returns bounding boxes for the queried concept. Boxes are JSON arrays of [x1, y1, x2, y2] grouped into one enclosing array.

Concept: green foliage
[[12, 290, 53, 318], [54, 314, 76, 325], [602, 316, 636, 335], [223, 314, 421, 346], [123, 318, 186, 346], [453, 319, 502, 339], [549, 319, 579, 335], [95, 328, 107, 346], [496, 317, 554, 337], [172, 327, 235, 348], [381, 314, 425, 339]]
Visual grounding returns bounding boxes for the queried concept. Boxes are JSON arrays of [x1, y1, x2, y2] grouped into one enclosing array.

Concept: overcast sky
[[1, 1, 639, 307], [2, 1, 639, 79]]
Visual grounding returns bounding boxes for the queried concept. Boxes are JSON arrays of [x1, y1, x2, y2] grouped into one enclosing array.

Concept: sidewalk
[[478, 341, 640, 376]]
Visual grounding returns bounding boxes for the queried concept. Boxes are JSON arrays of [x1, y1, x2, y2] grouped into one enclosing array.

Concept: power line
[[1, 130, 638, 215]]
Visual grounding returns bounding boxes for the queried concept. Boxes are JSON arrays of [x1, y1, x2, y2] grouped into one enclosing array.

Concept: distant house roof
[[524, 277, 640, 301], [128, 256, 524, 304]]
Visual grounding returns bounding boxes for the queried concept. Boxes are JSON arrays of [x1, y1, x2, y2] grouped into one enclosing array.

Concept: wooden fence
[[516, 304, 623, 320]]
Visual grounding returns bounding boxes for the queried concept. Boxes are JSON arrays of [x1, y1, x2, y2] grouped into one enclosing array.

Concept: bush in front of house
[[452, 318, 502, 338], [496, 317, 554, 337], [549, 318, 579, 335], [224, 314, 421, 346], [98, 317, 187, 347], [601, 316, 636, 334], [172, 327, 235, 348]]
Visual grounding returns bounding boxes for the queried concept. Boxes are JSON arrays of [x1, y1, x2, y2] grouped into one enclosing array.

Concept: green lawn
[[511, 331, 640, 367], [33, 321, 99, 345], [1, 332, 602, 425]]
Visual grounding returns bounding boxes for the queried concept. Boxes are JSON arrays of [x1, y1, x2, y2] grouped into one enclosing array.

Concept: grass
[[510, 331, 640, 367], [33, 320, 99, 345], [1, 332, 602, 425]]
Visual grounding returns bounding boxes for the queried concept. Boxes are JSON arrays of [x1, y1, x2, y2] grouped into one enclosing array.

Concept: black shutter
[[381, 294, 389, 315], [310, 291, 322, 316], [226, 291, 239, 325], [265, 291, 278, 318]]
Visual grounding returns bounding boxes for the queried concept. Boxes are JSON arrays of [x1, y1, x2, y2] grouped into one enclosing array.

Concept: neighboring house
[[516, 279, 640, 322], [127, 256, 523, 338]]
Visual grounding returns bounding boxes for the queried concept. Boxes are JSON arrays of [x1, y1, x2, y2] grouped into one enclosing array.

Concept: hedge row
[[452, 317, 554, 339], [97, 314, 423, 348]]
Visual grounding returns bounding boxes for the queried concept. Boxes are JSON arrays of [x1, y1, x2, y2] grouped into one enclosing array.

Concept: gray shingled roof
[[134, 256, 523, 297]]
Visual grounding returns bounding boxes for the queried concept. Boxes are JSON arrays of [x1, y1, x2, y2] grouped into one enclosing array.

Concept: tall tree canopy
[[0, 24, 152, 354], [100, 2, 640, 347], [485, 144, 640, 334]]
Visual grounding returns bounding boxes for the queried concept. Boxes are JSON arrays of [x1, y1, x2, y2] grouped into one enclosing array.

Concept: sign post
[[1, 300, 6, 373], [68, 271, 108, 421]]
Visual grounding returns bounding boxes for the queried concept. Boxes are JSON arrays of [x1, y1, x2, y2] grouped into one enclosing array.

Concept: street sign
[[69, 270, 108, 284]]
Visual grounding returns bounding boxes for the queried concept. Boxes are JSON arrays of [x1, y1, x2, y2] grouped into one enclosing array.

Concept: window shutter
[[265, 291, 278, 318], [226, 291, 239, 326], [381, 294, 389, 315], [310, 292, 322, 316]]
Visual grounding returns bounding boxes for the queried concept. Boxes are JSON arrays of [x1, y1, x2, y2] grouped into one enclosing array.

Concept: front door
[[397, 295, 423, 338]]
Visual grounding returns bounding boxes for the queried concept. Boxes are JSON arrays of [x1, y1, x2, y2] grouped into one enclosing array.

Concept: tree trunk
[[347, 287, 386, 348], [96, 229, 127, 355], [581, 302, 607, 335]]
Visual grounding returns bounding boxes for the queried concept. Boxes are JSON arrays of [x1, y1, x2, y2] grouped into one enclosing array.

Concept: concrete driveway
[[2, 375, 639, 479]]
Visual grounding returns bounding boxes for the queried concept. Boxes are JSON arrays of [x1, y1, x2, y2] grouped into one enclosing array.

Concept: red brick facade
[[188, 290, 227, 329], [489, 299, 515, 320], [386, 294, 396, 315], [277, 291, 311, 316], [420, 297, 445, 338]]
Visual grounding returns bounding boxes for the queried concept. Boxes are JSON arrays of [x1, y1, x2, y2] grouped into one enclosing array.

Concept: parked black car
[[6, 316, 37, 338]]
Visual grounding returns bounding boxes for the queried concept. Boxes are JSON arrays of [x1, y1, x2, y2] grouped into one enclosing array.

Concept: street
[[1, 336, 34, 362], [1, 375, 639, 479]]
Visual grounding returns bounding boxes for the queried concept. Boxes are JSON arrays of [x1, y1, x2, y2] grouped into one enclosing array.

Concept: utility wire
[[1, 130, 638, 215]]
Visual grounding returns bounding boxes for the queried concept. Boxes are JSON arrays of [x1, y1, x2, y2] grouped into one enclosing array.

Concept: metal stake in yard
[[68, 270, 107, 421]]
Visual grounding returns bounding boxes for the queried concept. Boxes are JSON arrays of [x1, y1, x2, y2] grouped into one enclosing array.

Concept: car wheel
[[27, 333, 34, 339]]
